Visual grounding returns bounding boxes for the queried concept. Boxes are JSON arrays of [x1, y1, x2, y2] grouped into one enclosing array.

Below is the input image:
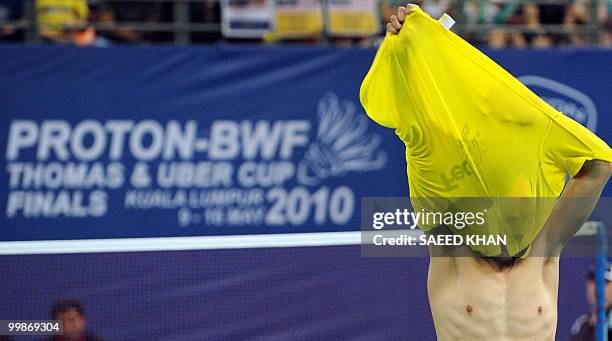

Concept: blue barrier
[[596, 223, 608, 341], [0, 45, 610, 242]]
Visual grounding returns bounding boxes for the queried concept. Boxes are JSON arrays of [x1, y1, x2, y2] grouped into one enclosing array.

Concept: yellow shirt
[[360, 8, 612, 256], [36, 0, 89, 37]]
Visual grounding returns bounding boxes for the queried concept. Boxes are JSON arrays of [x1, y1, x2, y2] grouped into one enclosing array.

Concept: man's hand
[[387, 5, 419, 34]]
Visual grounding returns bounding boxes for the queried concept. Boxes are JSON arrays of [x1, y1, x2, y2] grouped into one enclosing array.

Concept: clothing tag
[[439, 13, 455, 30]]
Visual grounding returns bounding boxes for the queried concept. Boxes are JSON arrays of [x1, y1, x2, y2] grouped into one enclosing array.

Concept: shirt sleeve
[[542, 110, 612, 178], [359, 33, 405, 129]]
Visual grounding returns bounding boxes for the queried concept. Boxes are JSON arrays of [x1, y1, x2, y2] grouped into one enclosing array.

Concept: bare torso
[[427, 235, 559, 340]]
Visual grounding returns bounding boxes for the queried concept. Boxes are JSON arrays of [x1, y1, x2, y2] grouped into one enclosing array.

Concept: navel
[[538, 306, 543, 314], [466, 305, 473, 313]]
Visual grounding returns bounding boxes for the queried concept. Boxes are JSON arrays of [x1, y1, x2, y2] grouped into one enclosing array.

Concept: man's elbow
[[575, 160, 612, 184]]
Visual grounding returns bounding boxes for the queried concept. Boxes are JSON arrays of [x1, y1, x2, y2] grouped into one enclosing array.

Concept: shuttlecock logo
[[297, 93, 387, 186]]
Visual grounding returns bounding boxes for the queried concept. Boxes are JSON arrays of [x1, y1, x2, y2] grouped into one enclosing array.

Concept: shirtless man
[[385, 5, 612, 340]]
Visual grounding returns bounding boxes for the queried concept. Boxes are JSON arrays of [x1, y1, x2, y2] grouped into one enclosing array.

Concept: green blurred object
[[494, 1, 520, 24], [386, 0, 410, 8]]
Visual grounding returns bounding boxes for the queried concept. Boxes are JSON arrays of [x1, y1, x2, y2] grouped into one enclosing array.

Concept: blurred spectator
[[522, 3, 554, 48], [532, 2, 565, 46], [0, 0, 22, 41], [36, 0, 88, 43], [570, 264, 612, 340], [462, 0, 528, 48], [190, 0, 222, 42], [88, 1, 143, 43], [564, 0, 610, 45], [380, 0, 397, 24], [36, 0, 108, 46], [101, 1, 172, 43], [47, 299, 103, 341]]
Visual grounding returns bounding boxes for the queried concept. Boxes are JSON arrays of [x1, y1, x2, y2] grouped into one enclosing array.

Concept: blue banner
[[0, 46, 610, 242]]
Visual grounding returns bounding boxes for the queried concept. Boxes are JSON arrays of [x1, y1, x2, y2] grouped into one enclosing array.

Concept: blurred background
[[0, 0, 609, 47]]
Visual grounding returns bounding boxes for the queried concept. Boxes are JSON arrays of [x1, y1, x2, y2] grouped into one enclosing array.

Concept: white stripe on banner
[[0, 231, 423, 255], [0, 222, 598, 255]]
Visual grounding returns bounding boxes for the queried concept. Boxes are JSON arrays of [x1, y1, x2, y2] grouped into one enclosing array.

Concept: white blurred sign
[[221, 0, 275, 38]]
